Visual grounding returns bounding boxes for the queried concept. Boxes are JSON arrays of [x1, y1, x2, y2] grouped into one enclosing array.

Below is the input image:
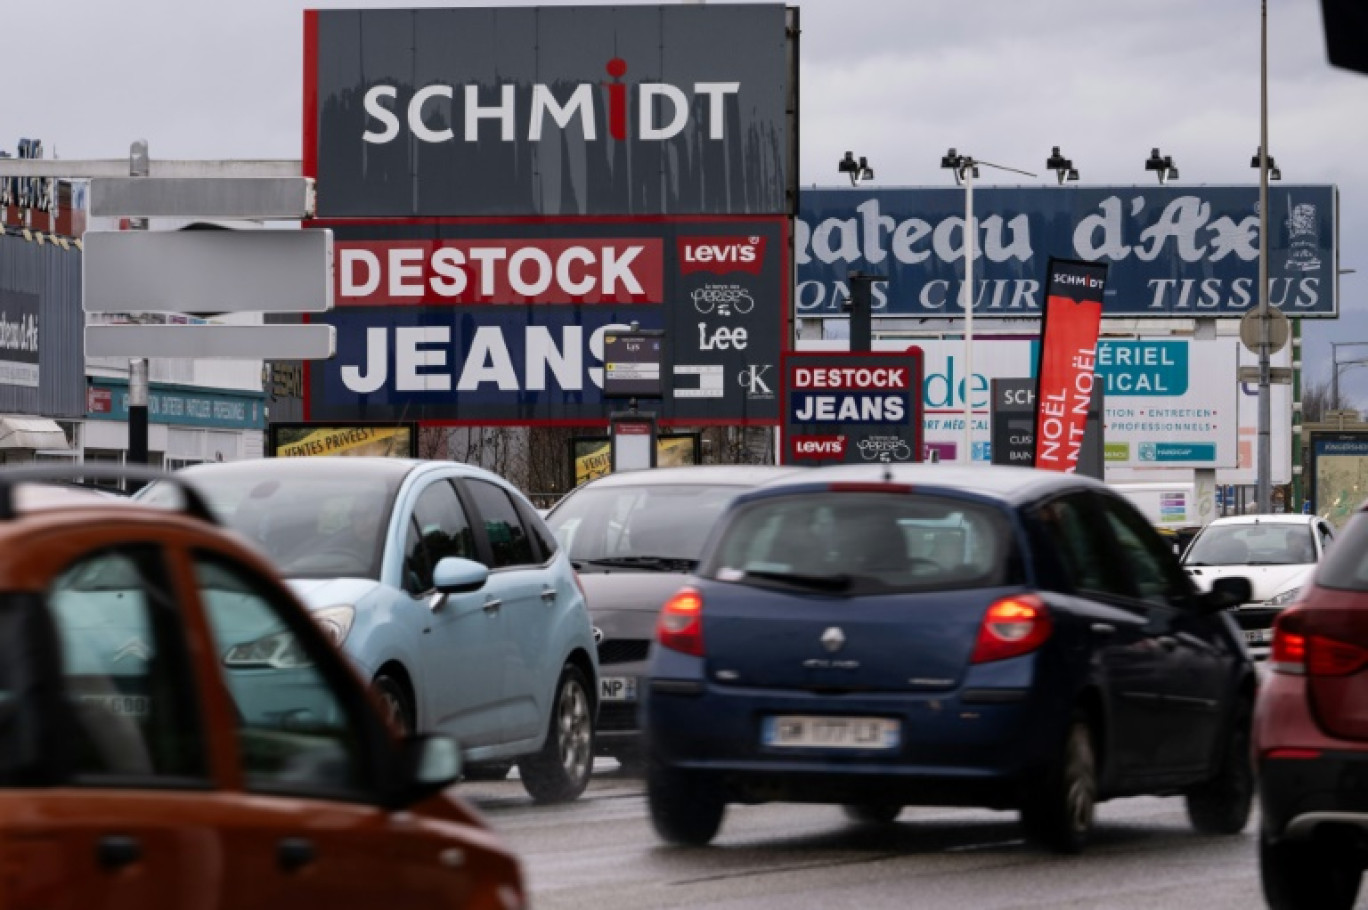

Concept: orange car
[[0, 466, 524, 909]]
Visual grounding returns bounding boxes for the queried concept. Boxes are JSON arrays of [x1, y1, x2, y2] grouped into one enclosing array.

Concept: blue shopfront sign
[[86, 378, 266, 430], [797, 185, 1337, 318]]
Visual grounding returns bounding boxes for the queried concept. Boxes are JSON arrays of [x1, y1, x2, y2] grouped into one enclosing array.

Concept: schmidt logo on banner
[[362, 58, 740, 146]]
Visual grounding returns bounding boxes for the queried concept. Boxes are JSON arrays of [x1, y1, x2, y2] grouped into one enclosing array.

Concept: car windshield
[[547, 483, 743, 570], [1182, 523, 1317, 567], [704, 491, 1020, 594], [144, 465, 403, 580]]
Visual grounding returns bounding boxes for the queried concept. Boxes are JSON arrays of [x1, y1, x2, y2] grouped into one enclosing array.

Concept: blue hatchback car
[[643, 464, 1256, 850], [149, 457, 599, 804]]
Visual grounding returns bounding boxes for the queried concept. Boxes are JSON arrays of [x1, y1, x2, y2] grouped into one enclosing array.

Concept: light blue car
[[147, 457, 600, 803]]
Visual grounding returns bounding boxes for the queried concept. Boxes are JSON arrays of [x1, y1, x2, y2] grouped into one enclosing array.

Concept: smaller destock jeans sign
[[782, 351, 924, 466]]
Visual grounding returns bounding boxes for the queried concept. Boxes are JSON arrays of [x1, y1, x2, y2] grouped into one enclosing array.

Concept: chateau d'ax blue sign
[[797, 185, 1337, 318]]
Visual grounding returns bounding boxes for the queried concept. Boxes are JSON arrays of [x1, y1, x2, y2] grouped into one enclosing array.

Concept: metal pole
[[1256, 0, 1272, 513], [963, 163, 975, 463], [1333, 345, 1340, 408], [127, 139, 150, 469]]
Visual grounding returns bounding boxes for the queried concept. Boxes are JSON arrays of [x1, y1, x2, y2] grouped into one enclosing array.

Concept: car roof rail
[[0, 464, 218, 525]]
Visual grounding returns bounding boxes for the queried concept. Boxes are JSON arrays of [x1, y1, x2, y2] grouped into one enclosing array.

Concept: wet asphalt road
[[458, 761, 1325, 910]]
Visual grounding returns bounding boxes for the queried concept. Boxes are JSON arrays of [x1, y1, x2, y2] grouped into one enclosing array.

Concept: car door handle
[[97, 835, 141, 871], [1090, 623, 1116, 637], [541, 587, 557, 603], [482, 597, 503, 614], [278, 837, 316, 873], [1158, 635, 1178, 651]]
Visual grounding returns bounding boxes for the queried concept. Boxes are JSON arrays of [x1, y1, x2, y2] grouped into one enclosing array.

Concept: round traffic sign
[[1239, 307, 1290, 355]]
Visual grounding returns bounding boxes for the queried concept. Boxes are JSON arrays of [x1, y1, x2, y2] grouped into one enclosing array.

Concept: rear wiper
[[580, 556, 696, 572], [742, 569, 853, 592]]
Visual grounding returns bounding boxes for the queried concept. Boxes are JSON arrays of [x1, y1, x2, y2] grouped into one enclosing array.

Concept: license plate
[[762, 715, 900, 750], [79, 694, 151, 717], [600, 676, 637, 702], [1245, 628, 1274, 645]]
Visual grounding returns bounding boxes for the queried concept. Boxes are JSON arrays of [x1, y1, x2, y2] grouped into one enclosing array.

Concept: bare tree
[[1301, 376, 1358, 423]]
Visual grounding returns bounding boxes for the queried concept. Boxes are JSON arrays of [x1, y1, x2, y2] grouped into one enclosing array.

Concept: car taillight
[[970, 594, 1051, 664], [658, 587, 704, 657], [1270, 608, 1307, 675], [1308, 634, 1368, 676]]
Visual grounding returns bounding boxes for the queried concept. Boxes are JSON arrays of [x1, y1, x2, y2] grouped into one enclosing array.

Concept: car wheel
[[1261, 829, 1363, 910], [842, 802, 901, 825], [462, 762, 513, 782], [647, 763, 725, 846], [519, 663, 595, 804], [1185, 698, 1254, 835], [372, 672, 415, 737], [1021, 714, 1097, 854]]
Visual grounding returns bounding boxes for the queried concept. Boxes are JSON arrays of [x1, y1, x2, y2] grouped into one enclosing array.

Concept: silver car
[[149, 457, 600, 803], [545, 465, 800, 771]]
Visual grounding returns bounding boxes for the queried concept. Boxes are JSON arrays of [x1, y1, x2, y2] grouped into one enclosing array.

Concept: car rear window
[[1311, 512, 1368, 591], [704, 491, 1021, 593]]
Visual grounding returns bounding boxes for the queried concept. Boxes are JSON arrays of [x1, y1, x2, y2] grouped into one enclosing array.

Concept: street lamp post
[[1256, 0, 1273, 514], [1331, 342, 1368, 409], [940, 149, 1035, 464]]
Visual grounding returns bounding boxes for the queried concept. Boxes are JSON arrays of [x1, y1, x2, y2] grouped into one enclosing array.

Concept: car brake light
[[1263, 748, 1323, 760], [827, 482, 913, 494], [1270, 608, 1307, 675], [971, 594, 1051, 664], [1307, 634, 1368, 677], [658, 587, 704, 657]]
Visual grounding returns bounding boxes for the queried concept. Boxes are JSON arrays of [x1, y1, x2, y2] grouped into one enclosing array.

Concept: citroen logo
[[112, 638, 153, 664], [820, 627, 845, 653]]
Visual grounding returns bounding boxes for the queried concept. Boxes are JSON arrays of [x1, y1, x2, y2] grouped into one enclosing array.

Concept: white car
[[1181, 514, 1336, 652], [1182, 514, 1333, 602]]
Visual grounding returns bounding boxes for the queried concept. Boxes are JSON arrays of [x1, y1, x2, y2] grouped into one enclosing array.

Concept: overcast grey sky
[[8, 0, 1367, 399]]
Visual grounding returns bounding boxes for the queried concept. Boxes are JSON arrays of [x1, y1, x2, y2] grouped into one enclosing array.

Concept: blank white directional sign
[[83, 229, 333, 314], [85, 324, 335, 360]]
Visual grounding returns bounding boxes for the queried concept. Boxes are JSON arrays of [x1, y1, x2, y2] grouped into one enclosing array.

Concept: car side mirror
[[396, 734, 463, 806], [432, 557, 488, 595], [1205, 576, 1253, 611]]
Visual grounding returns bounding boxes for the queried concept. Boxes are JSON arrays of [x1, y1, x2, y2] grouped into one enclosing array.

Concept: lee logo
[[678, 236, 766, 275]]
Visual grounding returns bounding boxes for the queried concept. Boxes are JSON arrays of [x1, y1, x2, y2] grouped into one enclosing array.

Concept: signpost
[[602, 329, 664, 399]]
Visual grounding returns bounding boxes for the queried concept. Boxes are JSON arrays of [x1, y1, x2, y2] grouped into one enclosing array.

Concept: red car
[[0, 466, 525, 910], [1255, 504, 1368, 910]]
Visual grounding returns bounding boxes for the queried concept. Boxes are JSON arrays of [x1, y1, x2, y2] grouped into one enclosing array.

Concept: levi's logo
[[678, 236, 766, 275], [791, 435, 846, 460]]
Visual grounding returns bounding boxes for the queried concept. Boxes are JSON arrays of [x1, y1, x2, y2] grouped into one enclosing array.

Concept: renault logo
[[820, 627, 845, 653]]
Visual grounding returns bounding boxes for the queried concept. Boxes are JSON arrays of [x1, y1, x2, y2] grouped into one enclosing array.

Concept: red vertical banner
[[1033, 258, 1108, 472]]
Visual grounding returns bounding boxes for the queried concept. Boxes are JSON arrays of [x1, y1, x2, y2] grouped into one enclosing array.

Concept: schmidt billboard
[[305, 4, 797, 217], [798, 185, 1338, 318]]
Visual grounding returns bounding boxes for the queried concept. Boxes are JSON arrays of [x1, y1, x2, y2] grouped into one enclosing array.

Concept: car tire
[[647, 763, 725, 846], [462, 761, 513, 782], [519, 663, 595, 804], [1260, 829, 1363, 910], [372, 672, 415, 737], [1185, 698, 1254, 835], [842, 803, 901, 825], [1021, 713, 1097, 854]]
